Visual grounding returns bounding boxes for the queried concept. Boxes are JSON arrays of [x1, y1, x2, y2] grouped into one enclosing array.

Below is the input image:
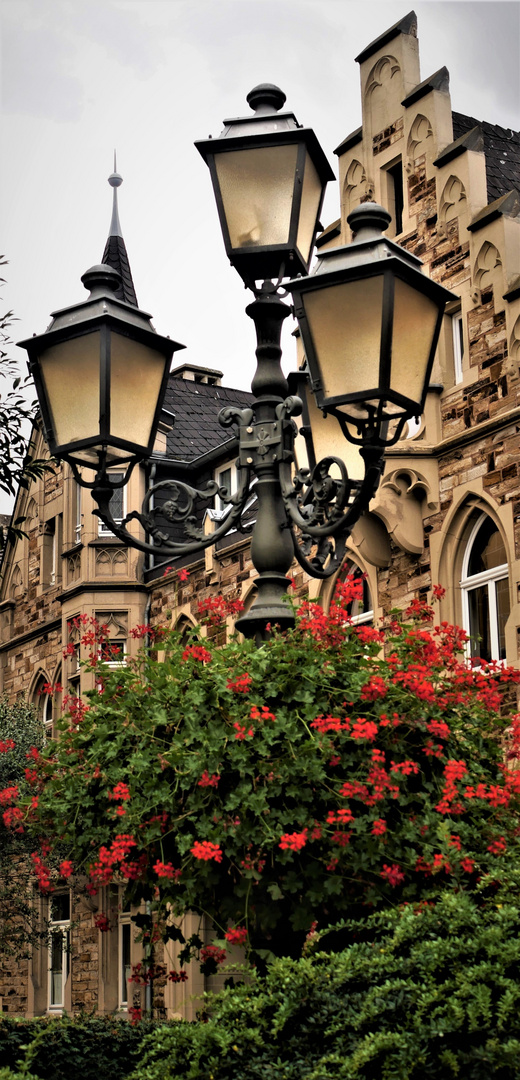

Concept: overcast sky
[[1, 0, 519, 511]]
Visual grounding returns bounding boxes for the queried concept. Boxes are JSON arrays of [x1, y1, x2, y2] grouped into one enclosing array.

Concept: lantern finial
[[101, 154, 139, 307]]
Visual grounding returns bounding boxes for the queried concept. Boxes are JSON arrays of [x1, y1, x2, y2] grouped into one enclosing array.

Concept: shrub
[[127, 892, 520, 1079], [11, 584, 520, 970], [0, 1015, 166, 1080]]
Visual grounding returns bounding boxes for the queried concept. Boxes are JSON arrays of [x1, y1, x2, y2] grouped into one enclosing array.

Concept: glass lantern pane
[[215, 144, 298, 249], [298, 386, 365, 482], [390, 278, 439, 406], [40, 333, 100, 450], [110, 333, 167, 453], [296, 153, 323, 269], [303, 277, 384, 405]]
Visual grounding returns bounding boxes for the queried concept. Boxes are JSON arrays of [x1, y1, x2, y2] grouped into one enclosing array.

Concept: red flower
[[94, 912, 111, 932], [198, 770, 220, 788], [182, 645, 212, 663], [371, 819, 387, 836], [0, 739, 15, 753], [432, 584, 446, 600], [200, 944, 226, 965], [380, 863, 405, 887], [59, 860, 74, 879], [233, 722, 254, 740], [178, 568, 190, 581], [226, 673, 252, 693], [360, 676, 387, 702], [279, 829, 308, 852], [224, 926, 248, 946], [487, 836, 507, 855], [153, 861, 182, 880], [108, 781, 130, 801], [191, 840, 222, 863]]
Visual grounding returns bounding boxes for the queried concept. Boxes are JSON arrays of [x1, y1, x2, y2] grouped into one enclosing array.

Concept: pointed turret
[[101, 153, 138, 307]]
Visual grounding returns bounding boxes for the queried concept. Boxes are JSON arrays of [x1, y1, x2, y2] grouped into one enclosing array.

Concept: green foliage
[[0, 1015, 168, 1080], [17, 587, 520, 966], [0, 261, 55, 550], [127, 894, 520, 1079], [0, 699, 47, 956]]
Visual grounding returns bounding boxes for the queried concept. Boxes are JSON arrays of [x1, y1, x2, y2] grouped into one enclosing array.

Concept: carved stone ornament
[[370, 469, 434, 555]]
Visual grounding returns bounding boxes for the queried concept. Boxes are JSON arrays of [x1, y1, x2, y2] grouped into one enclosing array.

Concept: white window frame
[[460, 513, 509, 663], [119, 905, 132, 1010], [98, 473, 126, 536], [48, 893, 70, 1012], [452, 310, 464, 384], [75, 482, 82, 543], [214, 462, 238, 516]]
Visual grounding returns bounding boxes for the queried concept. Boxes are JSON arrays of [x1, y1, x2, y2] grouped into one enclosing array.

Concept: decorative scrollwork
[[280, 444, 385, 578], [88, 461, 254, 559]]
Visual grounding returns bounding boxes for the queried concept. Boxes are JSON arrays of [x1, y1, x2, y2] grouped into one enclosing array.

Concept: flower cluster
[[197, 771, 220, 788], [226, 673, 252, 693], [153, 861, 182, 880], [279, 829, 308, 852], [190, 840, 222, 863], [0, 738, 15, 753], [224, 926, 248, 946], [200, 944, 227, 965], [182, 645, 212, 663], [196, 595, 244, 626]]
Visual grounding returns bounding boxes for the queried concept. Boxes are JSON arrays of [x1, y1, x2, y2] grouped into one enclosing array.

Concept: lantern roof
[[101, 153, 139, 308]]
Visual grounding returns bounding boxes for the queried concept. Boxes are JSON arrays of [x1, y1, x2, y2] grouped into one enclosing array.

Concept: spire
[[101, 153, 139, 307]]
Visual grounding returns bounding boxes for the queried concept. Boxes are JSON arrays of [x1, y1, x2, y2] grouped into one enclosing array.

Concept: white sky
[[0, 0, 519, 512]]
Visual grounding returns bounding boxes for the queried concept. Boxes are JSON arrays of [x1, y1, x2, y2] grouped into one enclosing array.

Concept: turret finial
[[108, 151, 123, 237]]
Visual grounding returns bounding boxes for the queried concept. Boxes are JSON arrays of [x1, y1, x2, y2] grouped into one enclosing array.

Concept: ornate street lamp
[[20, 87, 455, 642], [19, 264, 184, 502]]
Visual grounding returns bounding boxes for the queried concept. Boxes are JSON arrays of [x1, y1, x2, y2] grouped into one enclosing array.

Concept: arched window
[[460, 514, 510, 662], [340, 559, 373, 626]]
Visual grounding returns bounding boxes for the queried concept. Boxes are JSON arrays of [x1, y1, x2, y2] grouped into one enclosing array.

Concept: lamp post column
[[235, 284, 298, 643]]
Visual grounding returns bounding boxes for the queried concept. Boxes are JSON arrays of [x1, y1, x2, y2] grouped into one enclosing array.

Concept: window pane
[[468, 518, 506, 575], [468, 584, 491, 661], [121, 923, 131, 1006], [496, 577, 510, 660]]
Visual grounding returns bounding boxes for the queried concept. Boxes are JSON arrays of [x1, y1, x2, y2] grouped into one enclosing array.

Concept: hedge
[[0, 1015, 167, 1080], [128, 892, 520, 1080]]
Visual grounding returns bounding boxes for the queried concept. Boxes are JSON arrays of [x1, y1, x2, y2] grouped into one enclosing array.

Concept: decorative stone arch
[[343, 159, 367, 217], [473, 240, 502, 294], [29, 668, 54, 735], [406, 113, 433, 167], [364, 54, 403, 137], [318, 547, 379, 625], [439, 174, 467, 226], [26, 497, 38, 529], [436, 492, 511, 645], [365, 54, 401, 99], [173, 613, 196, 642], [506, 314, 520, 379], [9, 563, 23, 599]]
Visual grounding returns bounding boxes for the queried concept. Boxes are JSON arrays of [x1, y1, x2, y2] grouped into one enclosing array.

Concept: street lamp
[[20, 86, 455, 641]]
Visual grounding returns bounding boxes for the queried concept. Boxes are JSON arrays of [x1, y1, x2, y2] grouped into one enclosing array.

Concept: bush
[[127, 892, 520, 1079], [15, 583, 520, 970], [0, 1015, 168, 1080]]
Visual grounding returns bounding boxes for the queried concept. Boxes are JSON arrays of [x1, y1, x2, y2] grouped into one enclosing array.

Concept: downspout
[[144, 461, 155, 1017]]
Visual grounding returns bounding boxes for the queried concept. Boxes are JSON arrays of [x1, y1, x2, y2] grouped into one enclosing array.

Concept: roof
[[452, 112, 520, 203], [101, 160, 139, 307], [162, 374, 255, 465], [355, 10, 416, 65]]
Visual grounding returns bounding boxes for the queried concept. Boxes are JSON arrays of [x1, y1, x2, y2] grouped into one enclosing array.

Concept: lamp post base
[[235, 572, 295, 643]]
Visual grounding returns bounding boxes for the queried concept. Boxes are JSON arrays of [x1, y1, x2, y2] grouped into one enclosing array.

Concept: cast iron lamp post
[[19, 85, 455, 641]]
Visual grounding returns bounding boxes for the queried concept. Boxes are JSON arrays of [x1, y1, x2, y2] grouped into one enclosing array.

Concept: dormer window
[[215, 463, 237, 514]]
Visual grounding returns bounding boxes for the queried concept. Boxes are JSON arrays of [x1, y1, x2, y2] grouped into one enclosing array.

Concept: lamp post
[[19, 86, 455, 642]]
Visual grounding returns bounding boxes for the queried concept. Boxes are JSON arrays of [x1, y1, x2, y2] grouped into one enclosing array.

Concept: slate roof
[[451, 112, 520, 203], [161, 374, 255, 465], [101, 234, 138, 307]]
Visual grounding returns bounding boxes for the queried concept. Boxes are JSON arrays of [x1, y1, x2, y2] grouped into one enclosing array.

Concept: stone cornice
[[0, 617, 61, 654]]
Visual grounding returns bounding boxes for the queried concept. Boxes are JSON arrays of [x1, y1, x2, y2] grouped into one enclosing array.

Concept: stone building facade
[[0, 9, 519, 1020]]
